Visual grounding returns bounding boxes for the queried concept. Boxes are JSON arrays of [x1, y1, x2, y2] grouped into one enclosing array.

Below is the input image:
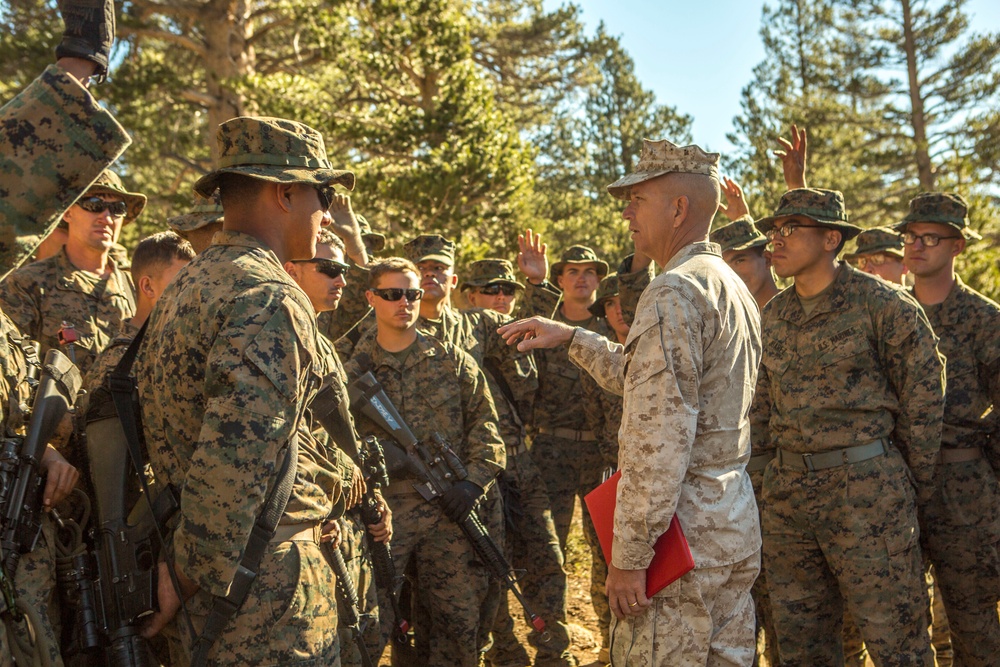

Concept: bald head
[[659, 172, 720, 228]]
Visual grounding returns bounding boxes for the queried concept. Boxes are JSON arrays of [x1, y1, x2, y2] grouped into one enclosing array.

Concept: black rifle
[[322, 534, 376, 667], [0, 349, 82, 585], [347, 371, 547, 636]]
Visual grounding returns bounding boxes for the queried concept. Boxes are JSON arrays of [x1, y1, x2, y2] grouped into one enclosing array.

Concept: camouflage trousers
[[609, 550, 759, 667], [922, 457, 1000, 667], [488, 449, 573, 667], [761, 449, 933, 667], [531, 433, 610, 646], [163, 538, 341, 667], [748, 471, 776, 667], [380, 484, 503, 667], [9, 515, 63, 667], [336, 512, 383, 667]]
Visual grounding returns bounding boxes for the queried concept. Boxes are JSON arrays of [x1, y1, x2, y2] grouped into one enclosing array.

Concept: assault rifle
[[346, 371, 547, 636]]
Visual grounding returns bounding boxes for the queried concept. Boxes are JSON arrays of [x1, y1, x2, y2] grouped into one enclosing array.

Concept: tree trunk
[[900, 0, 935, 189], [202, 0, 252, 161]]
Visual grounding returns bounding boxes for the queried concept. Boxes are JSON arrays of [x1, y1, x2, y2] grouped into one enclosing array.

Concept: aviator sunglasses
[[293, 258, 349, 279], [76, 196, 128, 217], [370, 288, 424, 302]]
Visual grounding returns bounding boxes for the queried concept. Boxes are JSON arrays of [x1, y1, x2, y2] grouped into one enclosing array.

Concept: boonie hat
[[168, 192, 224, 233], [588, 274, 620, 318], [755, 188, 862, 241], [843, 227, 904, 262], [551, 245, 609, 280], [893, 192, 981, 240], [711, 215, 768, 253], [404, 234, 456, 266], [84, 170, 146, 224], [460, 259, 524, 291]]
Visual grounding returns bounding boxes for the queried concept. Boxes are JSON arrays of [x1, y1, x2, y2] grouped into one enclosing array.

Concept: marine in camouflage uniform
[[843, 226, 909, 286], [167, 193, 224, 255], [135, 116, 356, 666], [345, 258, 506, 667], [317, 213, 383, 344], [756, 188, 944, 666], [896, 193, 999, 667]]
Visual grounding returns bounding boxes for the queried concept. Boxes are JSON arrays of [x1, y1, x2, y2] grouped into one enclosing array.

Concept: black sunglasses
[[294, 258, 349, 279], [76, 196, 128, 217], [478, 283, 517, 296], [370, 288, 424, 302], [314, 185, 335, 211]]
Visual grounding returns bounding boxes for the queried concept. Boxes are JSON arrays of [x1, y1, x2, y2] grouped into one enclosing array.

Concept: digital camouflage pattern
[[755, 187, 863, 241], [0, 247, 135, 376], [606, 139, 720, 200], [86, 169, 146, 224], [345, 332, 504, 667], [895, 191, 981, 240], [614, 253, 654, 328], [167, 192, 224, 233], [710, 214, 768, 253], [919, 276, 1000, 666], [587, 274, 619, 319], [843, 226, 904, 262], [356, 214, 385, 253], [193, 116, 355, 198], [549, 245, 609, 280], [135, 230, 341, 665], [79, 318, 138, 417], [0, 64, 130, 281], [403, 234, 455, 266], [459, 258, 524, 291], [569, 240, 761, 661], [758, 265, 944, 665]]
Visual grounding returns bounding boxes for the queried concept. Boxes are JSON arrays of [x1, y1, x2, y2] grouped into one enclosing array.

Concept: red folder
[[584, 470, 695, 598]]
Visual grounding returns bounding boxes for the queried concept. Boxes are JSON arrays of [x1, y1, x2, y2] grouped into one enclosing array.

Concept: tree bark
[[900, 0, 936, 189]]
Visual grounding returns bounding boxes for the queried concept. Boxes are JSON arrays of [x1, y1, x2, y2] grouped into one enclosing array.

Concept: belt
[[746, 452, 775, 474], [536, 426, 597, 442], [938, 447, 982, 464], [777, 439, 887, 472], [270, 523, 322, 544]]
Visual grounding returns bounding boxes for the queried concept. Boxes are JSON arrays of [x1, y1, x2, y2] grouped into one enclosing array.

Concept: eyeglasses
[[901, 232, 961, 247], [370, 288, 424, 302], [314, 185, 335, 211], [478, 284, 517, 297], [850, 254, 895, 270], [294, 258, 349, 279], [765, 223, 829, 241], [76, 196, 127, 217]]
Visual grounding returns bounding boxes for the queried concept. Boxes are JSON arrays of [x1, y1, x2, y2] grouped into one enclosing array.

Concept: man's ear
[[365, 289, 375, 308], [953, 238, 967, 258], [137, 274, 156, 300], [825, 229, 843, 252], [673, 195, 690, 229], [283, 260, 301, 281], [274, 182, 295, 213]]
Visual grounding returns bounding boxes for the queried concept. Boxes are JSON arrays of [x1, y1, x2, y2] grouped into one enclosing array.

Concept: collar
[[367, 331, 440, 373], [930, 275, 970, 326], [773, 263, 855, 325], [209, 230, 283, 266], [661, 240, 721, 273]]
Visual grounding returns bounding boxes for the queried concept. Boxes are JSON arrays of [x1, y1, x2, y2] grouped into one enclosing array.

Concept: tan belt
[[746, 452, 775, 474], [938, 447, 982, 464], [777, 439, 887, 472], [271, 523, 322, 544], [536, 426, 597, 442]]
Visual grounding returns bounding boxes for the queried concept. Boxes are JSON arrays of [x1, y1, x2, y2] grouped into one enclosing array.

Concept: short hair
[[317, 228, 345, 253], [218, 173, 267, 210], [130, 231, 195, 282], [367, 257, 418, 289]]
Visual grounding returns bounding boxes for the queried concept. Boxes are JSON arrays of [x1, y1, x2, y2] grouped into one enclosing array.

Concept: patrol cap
[[84, 170, 147, 224], [588, 274, 620, 318], [893, 192, 981, 240], [755, 188, 862, 242], [357, 214, 386, 253], [843, 227, 904, 262], [167, 192, 224, 233], [404, 234, 456, 266], [460, 259, 524, 291], [607, 139, 720, 200], [551, 245, 609, 280], [193, 116, 355, 198], [710, 215, 768, 253]]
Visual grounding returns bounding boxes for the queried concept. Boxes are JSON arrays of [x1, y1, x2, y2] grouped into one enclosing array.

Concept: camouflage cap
[[551, 245, 609, 280], [404, 234, 456, 266], [710, 215, 768, 253], [893, 192, 981, 240], [755, 188, 862, 241], [357, 214, 386, 253], [843, 227, 904, 261], [167, 192, 224, 233], [607, 139, 720, 200], [588, 274, 620, 318], [193, 116, 356, 198], [460, 259, 525, 291], [84, 170, 146, 224]]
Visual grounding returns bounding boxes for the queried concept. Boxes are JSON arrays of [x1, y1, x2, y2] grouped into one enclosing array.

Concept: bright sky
[[547, 0, 1000, 155]]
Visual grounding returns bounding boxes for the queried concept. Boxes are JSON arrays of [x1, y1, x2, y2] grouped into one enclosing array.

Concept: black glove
[[55, 0, 116, 81], [440, 481, 483, 522]]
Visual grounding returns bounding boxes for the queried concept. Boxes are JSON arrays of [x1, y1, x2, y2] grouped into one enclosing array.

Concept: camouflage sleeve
[[978, 325, 1000, 473], [0, 65, 130, 279], [750, 363, 774, 455], [0, 269, 42, 343], [477, 309, 538, 423], [318, 261, 371, 343], [878, 293, 945, 506], [516, 281, 561, 319], [455, 349, 506, 490], [286, 424, 345, 524], [582, 372, 620, 467], [568, 329, 626, 397], [172, 287, 318, 596], [615, 254, 654, 326]]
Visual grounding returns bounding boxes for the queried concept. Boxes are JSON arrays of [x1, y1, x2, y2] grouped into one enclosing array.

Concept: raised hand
[[774, 124, 808, 190], [517, 228, 548, 284], [718, 177, 750, 220]]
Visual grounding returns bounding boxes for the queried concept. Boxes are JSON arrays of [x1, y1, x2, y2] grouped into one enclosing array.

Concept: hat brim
[[755, 214, 863, 241], [720, 237, 770, 253], [843, 247, 904, 262], [168, 211, 225, 233], [364, 233, 386, 253], [607, 170, 675, 201], [551, 259, 610, 280], [460, 278, 525, 292], [892, 219, 982, 241], [87, 187, 146, 225], [411, 252, 454, 266], [193, 165, 356, 199]]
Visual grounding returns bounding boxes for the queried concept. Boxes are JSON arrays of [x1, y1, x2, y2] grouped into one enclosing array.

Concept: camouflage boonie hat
[[755, 188, 862, 241], [588, 274, 620, 318], [710, 215, 768, 253], [843, 227, 904, 261], [893, 192, 981, 240], [84, 170, 146, 224], [404, 234, 456, 266], [551, 245, 609, 280], [357, 214, 386, 253], [460, 259, 524, 291], [193, 116, 356, 198], [607, 139, 720, 200], [168, 192, 224, 233]]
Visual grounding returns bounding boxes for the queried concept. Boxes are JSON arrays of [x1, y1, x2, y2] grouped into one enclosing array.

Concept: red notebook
[[584, 470, 695, 598]]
